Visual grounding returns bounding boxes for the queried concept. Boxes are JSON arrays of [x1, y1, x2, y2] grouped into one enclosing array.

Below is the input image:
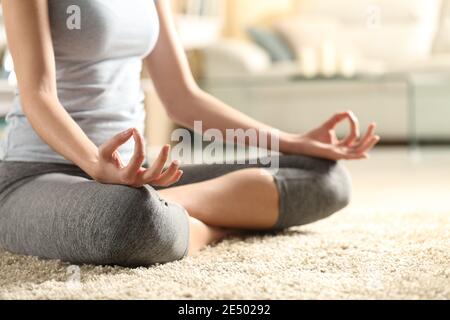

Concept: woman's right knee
[[73, 185, 190, 267]]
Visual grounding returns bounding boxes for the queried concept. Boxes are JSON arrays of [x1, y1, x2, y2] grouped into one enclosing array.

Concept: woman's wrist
[[278, 131, 301, 154], [77, 146, 101, 178]]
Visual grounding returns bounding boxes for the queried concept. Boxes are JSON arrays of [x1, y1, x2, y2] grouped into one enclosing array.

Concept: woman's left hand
[[282, 111, 380, 161]]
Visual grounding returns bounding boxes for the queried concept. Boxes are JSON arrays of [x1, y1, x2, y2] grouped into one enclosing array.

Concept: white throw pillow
[[296, 0, 441, 24], [276, 0, 442, 64], [433, 0, 450, 53], [202, 40, 271, 78], [276, 16, 342, 50]]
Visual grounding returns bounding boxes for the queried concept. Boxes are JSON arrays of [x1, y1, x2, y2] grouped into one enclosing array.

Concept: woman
[[0, 0, 379, 267]]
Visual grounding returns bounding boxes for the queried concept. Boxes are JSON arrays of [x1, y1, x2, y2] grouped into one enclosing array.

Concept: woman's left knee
[[303, 161, 352, 225], [272, 160, 352, 229]]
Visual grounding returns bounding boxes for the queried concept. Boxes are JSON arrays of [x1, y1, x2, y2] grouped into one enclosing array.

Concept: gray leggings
[[0, 155, 351, 267]]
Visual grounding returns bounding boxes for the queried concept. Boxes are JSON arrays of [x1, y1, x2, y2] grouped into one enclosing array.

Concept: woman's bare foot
[[187, 217, 234, 256]]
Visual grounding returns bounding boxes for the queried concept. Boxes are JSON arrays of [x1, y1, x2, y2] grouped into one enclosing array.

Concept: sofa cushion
[[246, 27, 296, 62], [276, 0, 442, 64], [202, 40, 271, 78], [296, 0, 441, 24], [433, 0, 450, 53]]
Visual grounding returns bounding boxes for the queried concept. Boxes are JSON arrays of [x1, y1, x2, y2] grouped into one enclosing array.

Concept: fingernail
[[123, 128, 132, 135], [173, 160, 180, 166]]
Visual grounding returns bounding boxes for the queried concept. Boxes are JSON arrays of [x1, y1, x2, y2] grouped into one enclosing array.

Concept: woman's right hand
[[88, 128, 183, 188]]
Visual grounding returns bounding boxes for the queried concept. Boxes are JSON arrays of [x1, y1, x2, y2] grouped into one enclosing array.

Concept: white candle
[[320, 40, 337, 78], [340, 54, 357, 78], [300, 46, 318, 78]]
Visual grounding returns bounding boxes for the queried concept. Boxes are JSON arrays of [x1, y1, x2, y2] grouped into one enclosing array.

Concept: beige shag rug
[[1, 148, 449, 299]]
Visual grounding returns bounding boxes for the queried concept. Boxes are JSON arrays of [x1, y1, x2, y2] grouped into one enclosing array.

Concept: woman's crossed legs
[[0, 155, 351, 267]]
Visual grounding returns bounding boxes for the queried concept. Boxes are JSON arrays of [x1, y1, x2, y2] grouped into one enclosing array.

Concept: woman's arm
[[2, 0, 182, 187], [2, 0, 100, 170], [145, 0, 379, 160]]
